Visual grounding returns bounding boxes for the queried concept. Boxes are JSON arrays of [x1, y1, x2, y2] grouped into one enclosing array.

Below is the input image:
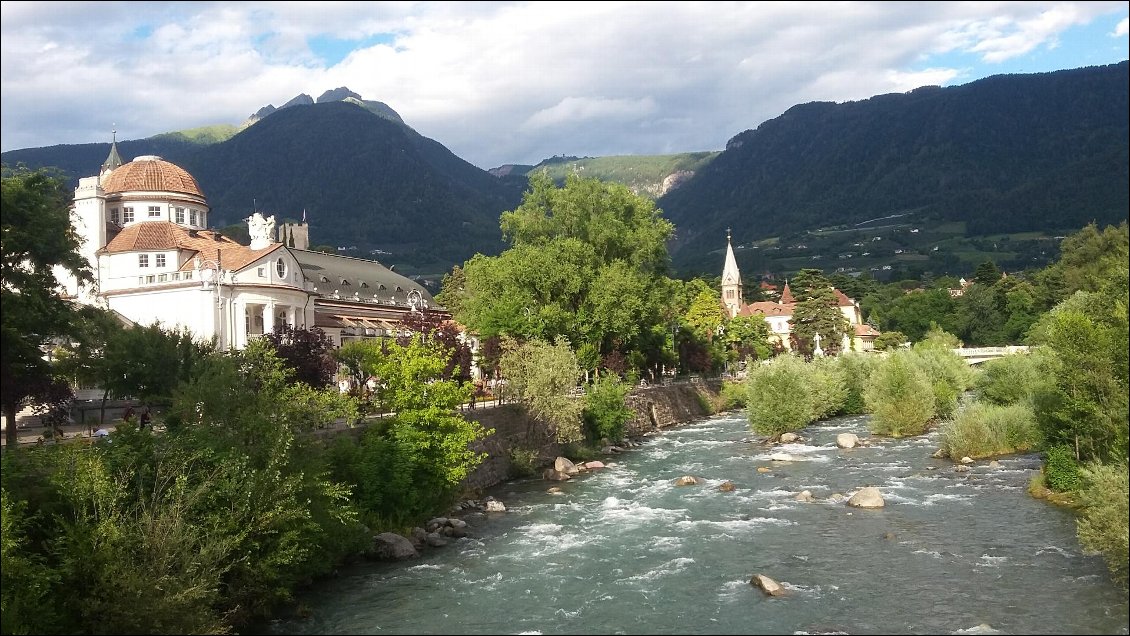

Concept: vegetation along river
[[269, 412, 1129, 635]]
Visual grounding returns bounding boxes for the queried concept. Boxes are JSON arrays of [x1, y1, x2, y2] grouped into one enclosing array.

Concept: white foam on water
[[913, 549, 945, 559], [650, 535, 684, 551], [407, 563, 444, 571], [673, 517, 795, 534], [951, 623, 1003, 634], [1036, 545, 1073, 558], [621, 557, 697, 583], [781, 581, 835, 598], [976, 555, 1009, 567], [595, 497, 689, 526], [508, 523, 589, 557], [923, 492, 975, 505]]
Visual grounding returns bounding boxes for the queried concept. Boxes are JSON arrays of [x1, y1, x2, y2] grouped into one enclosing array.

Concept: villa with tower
[[59, 139, 451, 355], [720, 232, 880, 352]]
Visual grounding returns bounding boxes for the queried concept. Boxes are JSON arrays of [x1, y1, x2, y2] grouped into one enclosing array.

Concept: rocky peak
[[317, 87, 363, 103]]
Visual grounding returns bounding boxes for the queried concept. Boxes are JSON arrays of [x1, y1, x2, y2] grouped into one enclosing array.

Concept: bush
[[909, 346, 974, 419], [582, 375, 633, 443], [745, 355, 814, 436], [864, 350, 936, 436], [807, 356, 847, 420], [975, 352, 1046, 406], [940, 402, 1042, 459], [508, 448, 541, 478], [836, 353, 875, 415], [1044, 444, 1083, 492], [719, 380, 747, 410], [1076, 462, 1129, 589]]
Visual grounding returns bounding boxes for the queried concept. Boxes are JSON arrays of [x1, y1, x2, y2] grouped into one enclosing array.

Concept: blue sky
[[1, 1, 1126, 169]]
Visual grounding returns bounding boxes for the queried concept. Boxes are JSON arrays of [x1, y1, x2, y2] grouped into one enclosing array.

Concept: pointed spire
[[780, 280, 794, 304], [101, 125, 123, 174], [721, 229, 741, 287], [302, 208, 307, 224]]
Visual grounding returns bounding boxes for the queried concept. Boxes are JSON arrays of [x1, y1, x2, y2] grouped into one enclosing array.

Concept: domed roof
[[102, 155, 204, 198]]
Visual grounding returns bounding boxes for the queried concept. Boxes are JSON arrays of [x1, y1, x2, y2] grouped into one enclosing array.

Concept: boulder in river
[[675, 475, 700, 486], [836, 433, 859, 449], [750, 573, 786, 596], [719, 480, 736, 492], [847, 487, 885, 508], [370, 532, 419, 561]]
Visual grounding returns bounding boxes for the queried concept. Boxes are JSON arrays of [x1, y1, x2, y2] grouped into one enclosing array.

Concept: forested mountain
[[660, 62, 1129, 274], [2, 101, 526, 276], [179, 102, 525, 274], [3, 64, 1127, 280]]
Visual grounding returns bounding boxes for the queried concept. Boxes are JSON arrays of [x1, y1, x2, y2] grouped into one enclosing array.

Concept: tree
[[723, 314, 773, 363], [1, 169, 90, 448], [451, 172, 676, 376], [499, 337, 584, 443], [263, 324, 338, 388], [396, 308, 473, 384], [974, 259, 1002, 286], [790, 269, 850, 356]]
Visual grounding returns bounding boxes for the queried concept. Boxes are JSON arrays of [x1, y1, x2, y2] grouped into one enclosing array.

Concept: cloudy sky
[[1, 1, 1126, 169]]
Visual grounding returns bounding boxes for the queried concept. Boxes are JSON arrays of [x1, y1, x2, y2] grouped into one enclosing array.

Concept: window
[[110, 208, 120, 224], [148, 205, 160, 217], [257, 267, 266, 278], [275, 258, 286, 278], [155, 254, 166, 268], [189, 210, 198, 226], [138, 254, 149, 268], [175, 207, 185, 224], [157, 274, 167, 282], [145, 275, 155, 284], [123, 207, 135, 223]]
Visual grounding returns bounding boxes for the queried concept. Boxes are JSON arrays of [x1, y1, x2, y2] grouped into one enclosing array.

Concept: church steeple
[[721, 228, 743, 318], [780, 280, 794, 304], [100, 127, 123, 178]]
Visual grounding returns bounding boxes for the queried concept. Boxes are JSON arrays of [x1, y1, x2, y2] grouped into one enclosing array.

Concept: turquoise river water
[[268, 412, 1129, 635]]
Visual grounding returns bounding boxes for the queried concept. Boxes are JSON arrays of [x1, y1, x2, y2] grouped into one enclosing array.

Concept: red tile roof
[[99, 221, 281, 272], [739, 301, 794, 317], [102, 156, 204, 198]]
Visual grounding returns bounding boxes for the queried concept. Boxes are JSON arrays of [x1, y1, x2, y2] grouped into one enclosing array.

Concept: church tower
[[721, 229, 743, 318]]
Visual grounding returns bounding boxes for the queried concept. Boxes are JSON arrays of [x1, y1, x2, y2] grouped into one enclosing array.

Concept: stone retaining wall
[[459, 379, 725, 492]]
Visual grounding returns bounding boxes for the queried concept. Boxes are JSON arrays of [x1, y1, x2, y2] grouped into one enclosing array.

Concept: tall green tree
[[1, 169, 90, 448], [447, 172, 676, 374], [790, 269, 849, 356]]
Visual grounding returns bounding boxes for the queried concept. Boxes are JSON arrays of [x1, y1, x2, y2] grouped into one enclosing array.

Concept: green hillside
[[517, 152, 719, 198], [661, 62, 1129, 278]]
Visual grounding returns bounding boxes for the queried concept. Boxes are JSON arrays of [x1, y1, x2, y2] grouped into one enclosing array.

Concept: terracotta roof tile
[[739, 301, 794, 317], [102, 156, 204, 198], [100, 221, 280, 272]]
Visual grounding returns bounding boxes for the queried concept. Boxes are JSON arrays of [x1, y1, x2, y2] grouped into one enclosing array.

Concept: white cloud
[[1114, 17, 1129, 37], [2, 1, 1127, 168]]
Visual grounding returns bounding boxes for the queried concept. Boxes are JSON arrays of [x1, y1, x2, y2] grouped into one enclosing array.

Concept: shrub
[[909, 346, 974, 419], [745, 355, 813, 436], [940, 402, 1042, 459], [719, 380, 748, 410], [807, 356, 847, 420], [582, 375, 633, 443], [836, 353, 875, 415], [1076, 462, 1129, 589], [1044, 444, 1083, 492], [864, 350, 936, 436], [975, 352, 1046, 406], [508, 448, 541, 478]]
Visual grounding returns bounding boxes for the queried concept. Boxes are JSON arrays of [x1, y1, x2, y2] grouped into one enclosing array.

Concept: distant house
[[948, 277, 974, 298], [719, 234, 880, 353]]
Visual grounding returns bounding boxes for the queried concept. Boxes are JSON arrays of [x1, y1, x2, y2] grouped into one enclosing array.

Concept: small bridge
[[952, 346, 1030, 365]]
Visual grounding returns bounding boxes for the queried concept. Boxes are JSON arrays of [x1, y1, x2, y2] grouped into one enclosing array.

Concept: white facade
[[64, 151, 315, 350]]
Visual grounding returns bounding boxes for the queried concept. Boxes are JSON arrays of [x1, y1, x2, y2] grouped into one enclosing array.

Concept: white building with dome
[[61, 141, 444, 353]]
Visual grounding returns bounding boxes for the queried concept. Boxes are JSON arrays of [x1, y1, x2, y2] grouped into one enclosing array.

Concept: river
[[267, 412, 1129, 635]]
